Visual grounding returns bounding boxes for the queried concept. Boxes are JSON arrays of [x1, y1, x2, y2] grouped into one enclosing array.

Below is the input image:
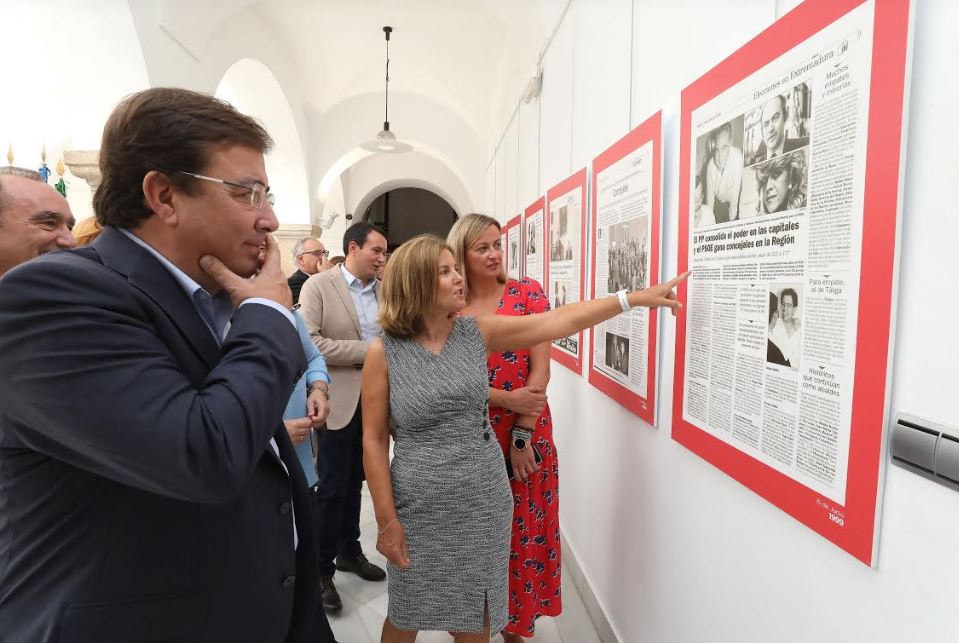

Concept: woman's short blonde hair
[[446, 213, 505, 297], [72, 216, 103, 247], [379, 234, 453, 338]]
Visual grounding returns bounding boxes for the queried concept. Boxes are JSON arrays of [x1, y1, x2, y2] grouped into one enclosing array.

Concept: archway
[[214, 58, 310, 226], [361, 188, 458, 250]]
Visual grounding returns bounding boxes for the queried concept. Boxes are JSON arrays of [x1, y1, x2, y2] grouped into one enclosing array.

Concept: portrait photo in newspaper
[[742, 148, 809, 216], [604, 333, 630, 377], [527, 221, 537, 254], [767, 284, 803, 370], [745, 83, 812, 165], [550, 279, 569, 310], [693, 115, 745, 228]]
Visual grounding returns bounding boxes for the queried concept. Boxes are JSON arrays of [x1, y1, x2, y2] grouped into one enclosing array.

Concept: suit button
[[279, 501, 292, 515], [282, 575, 295, 589], [483, 432, 490, 441]]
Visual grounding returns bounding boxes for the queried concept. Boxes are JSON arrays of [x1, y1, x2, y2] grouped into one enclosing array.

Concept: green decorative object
[[55, 157, 67, 197]]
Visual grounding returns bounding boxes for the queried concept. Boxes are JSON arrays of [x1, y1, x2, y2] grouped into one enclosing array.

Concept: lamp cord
[[384, 35, 390, 128]]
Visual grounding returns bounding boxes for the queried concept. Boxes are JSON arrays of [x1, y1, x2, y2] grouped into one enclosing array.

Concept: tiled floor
[[327, 485, 602, 643]]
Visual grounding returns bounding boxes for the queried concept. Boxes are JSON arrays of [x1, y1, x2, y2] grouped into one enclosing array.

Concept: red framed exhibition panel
[[522, 197, 547, 288], [672, 0, 911, 565], [588, 111, 663, 425], [545, 169, 588, 375]]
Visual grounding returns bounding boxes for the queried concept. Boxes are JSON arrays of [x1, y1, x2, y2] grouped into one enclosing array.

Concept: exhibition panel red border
[[546, 169, 588, 375], [522, 197, 547, 286], [671, 0, 911, 565], [588, 111, 662, 425], [502, 214, 521, 281]]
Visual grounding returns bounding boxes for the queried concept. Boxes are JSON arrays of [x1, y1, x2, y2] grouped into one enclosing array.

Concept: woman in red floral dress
[[449, 214, 562, 642]]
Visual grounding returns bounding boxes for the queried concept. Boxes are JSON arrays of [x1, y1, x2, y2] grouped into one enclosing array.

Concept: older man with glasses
[[289, 237, 332, 305]]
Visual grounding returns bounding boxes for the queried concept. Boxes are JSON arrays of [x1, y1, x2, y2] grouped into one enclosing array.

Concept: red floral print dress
[[487, 277, 562, 637]]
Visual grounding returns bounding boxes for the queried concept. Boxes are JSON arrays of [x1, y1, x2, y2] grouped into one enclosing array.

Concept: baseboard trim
[[560, 529, 620, 643]]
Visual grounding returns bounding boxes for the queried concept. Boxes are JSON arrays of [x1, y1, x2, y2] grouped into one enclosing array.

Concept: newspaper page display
[[506, 216, 521, 281], [672, 0, 912, 565], [547, 170, 587, 373], [523, 198, 546, 287], [588, 112, 662, 423]]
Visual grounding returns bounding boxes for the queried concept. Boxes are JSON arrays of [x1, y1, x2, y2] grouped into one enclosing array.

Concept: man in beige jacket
[[298, 221, 388, 614]]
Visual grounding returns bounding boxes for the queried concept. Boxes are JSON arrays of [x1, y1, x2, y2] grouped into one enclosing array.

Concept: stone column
[[62, 150, 102, 190]]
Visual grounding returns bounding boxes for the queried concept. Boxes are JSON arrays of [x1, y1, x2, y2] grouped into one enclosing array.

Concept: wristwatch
[[511, 424, 533, 451], [308, 382, 329, 397]]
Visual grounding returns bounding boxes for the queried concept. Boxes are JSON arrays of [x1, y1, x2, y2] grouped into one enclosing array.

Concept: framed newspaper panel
[[588, 111, 663, 425], [522, 197, 547, 288], [503, 215, 522, 281], [546, 169, 587, 374], [672, 0, 912, 565]]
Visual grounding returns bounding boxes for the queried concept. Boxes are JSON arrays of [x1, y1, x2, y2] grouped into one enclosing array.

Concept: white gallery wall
[[485, 0, 959, 641]]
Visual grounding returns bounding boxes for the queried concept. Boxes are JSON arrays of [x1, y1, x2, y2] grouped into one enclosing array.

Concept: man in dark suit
[[0, 88, 334, 642], [753, 95, 809, 162], [288, 237, 331, 305]]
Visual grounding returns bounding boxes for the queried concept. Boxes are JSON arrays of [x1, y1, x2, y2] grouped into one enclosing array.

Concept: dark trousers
[[314, 404, 364, 578], [307, 483, 338, 642]]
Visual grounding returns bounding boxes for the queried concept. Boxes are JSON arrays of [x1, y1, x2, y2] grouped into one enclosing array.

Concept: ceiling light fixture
[[361, 26, 412, 154]]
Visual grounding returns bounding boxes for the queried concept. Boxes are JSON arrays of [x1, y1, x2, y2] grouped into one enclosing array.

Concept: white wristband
[[616, 289, 631, 313]]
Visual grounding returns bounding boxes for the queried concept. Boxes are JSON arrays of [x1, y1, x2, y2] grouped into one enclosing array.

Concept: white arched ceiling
[[126, 0, 567, 224], [308, 91, 486, 214], [215, 58, 310, 225]]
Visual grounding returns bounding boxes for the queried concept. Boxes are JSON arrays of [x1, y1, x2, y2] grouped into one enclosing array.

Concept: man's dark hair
[[780, 287, 798, 307], [0, 167, 43, 224], [93, 87, 273, 229], [764, 94, 787, 117], [768, 291, 779, 324], [342, 221, 386, 255]]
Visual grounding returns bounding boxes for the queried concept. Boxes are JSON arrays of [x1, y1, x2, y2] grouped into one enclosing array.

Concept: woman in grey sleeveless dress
[[362, 235, 687, 643], [382, 315, 512, 634]]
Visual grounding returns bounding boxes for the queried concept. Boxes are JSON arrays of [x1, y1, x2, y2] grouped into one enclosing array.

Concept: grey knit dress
[[382, 315, 512, 633]]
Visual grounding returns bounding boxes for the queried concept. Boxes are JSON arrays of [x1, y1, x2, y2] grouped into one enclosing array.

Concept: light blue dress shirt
[[284, 311, 331, 487], [340, 263, 381, 341]]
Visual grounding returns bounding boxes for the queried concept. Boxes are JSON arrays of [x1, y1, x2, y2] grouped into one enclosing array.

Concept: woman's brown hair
[[379, 234, 453, 338]]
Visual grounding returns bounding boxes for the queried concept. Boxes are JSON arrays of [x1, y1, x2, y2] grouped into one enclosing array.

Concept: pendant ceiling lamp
[[361, 26, 412, 154]]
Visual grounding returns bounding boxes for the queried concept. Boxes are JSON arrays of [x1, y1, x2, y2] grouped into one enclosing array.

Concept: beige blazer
[[297, 267, 378, 430]]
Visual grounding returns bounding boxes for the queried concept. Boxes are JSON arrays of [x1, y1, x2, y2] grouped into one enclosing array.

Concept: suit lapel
[[331, 268, 363, 338], [92, 227, 222, 370]]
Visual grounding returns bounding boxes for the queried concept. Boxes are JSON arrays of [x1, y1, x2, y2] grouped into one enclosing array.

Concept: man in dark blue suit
[[0, 88, 334, 642]]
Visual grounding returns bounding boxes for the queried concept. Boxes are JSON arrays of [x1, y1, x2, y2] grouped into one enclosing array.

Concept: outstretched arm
[[477, 273, 690, 355]]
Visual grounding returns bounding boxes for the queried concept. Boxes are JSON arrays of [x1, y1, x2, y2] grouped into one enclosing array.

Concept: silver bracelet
[[615, 289, 631, 313]]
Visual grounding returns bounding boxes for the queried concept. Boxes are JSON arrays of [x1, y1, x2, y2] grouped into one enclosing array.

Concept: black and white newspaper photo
[[592, 140, 654, 398], [525, 210, 545, 288], [682, 2, 875, 505], [549, 190, 582, 355]]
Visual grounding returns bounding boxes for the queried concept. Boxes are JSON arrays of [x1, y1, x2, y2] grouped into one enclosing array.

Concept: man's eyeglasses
[[176, 171, 276, 209], [298, 249, 330, 259]]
